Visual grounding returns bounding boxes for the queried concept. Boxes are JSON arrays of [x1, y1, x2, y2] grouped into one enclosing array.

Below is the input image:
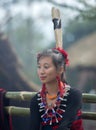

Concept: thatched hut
[[67, 32, 96, 68], [0, 33, 39, 91], [0, 33, 40, 130], [67, 32, 96, 91], [67, 32, 96, 130]]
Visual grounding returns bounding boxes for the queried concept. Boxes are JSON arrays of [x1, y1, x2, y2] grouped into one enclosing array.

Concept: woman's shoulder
[[70, 87, 82, 97], [66, 85, 82, 105], [31, 92, 38, 100], [30, 92, 39, 107]]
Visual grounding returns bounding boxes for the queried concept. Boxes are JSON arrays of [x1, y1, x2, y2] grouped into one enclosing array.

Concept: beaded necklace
[[37, 83, 70, 130], [46, 93, 57, 100]]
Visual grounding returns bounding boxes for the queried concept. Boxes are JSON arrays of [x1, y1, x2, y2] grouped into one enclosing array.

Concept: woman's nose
[[39, 67, 45, 74]]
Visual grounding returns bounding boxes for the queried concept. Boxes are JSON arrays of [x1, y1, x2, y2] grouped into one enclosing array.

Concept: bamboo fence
[[4, 91, 96, 120]]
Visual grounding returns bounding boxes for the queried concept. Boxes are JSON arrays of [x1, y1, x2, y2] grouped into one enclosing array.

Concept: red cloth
[[70, 110, 84, 130], [0, 88, 12, 130]]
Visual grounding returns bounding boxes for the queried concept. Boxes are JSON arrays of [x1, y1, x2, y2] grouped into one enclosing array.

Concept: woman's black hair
[[37, 49, 67, 83]]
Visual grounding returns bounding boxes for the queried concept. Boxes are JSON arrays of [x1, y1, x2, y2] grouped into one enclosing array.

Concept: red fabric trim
[[77, 110, 82, 116], [71, 119, 84, 130], [0, 88, 13, 130], [9, 116, 13, 130], [70, 110, 84, 130]]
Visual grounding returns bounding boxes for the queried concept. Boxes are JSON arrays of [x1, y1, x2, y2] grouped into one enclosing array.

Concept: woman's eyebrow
[[44, 63, 49, 65], [38, 62, 50, 65]]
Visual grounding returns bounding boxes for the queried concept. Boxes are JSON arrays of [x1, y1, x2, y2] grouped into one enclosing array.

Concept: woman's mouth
[[40, 76, 46, 80]]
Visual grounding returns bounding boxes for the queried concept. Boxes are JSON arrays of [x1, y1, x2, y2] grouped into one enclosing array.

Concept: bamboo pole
[[5, 91, 96, 103], [4, 92, 96, 120], [4, 106, 96, 120], [52, 7, 63, 48], [5, 106, 29, 116], [82, 93, 96, 103], [82, 111, 96, 120], [5, 91, 37, 101]]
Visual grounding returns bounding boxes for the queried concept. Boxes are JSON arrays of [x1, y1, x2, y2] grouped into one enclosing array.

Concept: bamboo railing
[[4, 91, 96, 120]]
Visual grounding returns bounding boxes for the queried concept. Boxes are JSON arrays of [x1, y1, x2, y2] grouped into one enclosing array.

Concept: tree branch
[[48, 0, 83, 12]]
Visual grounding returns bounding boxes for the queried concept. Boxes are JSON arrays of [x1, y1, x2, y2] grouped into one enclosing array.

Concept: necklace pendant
[[49, 118, 52, 125], [63, 98, 67, 101], [48, 103, 52, 107], [53, 103, 56, 107], [38, 102, 43, 105], [37, 93, 41, 97], [37, 97, 42, 100], [56, 112, 63, 118], [45, 108, 49, 114], [41, 113, 46, 118], [39, 109, 44, 112], [59, 108, 65, 112], [52, 108, 55, 114], [55, 117, 59, 123], [65, 92, 69, 96], [58, 97, 64, 100], [40, 105, 45, 108], [60, 104, 66, 107]]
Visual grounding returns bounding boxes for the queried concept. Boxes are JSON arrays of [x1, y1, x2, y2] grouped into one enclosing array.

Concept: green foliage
[[48, 0, 96, 20]]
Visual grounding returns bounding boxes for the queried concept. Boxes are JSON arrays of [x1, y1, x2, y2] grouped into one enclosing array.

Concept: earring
[[56, 76, 64, 96], [56, 75, 60, 86], [56, 76, 61, 92], [41, 83, 46, 96]]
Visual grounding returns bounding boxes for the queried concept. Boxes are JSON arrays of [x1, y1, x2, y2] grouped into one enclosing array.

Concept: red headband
[[53, 47, 69, 65]]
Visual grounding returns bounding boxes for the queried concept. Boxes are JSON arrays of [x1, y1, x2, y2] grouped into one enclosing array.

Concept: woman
[[30, 47, 84, 130]]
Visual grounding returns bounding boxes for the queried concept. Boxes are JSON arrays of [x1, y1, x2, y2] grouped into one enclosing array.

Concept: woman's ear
[[60, 66, 64, 75], [57, 66, 64, 76]]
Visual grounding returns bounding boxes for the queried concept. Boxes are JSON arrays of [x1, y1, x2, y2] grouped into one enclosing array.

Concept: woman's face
[[37, 56, 58, 84]]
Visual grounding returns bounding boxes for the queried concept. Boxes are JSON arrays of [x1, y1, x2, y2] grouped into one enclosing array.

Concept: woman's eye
[[37, 65, 41, 68], [44, 66, 49, 69]]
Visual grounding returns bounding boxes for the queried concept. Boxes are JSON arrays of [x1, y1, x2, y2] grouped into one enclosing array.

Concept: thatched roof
[[0, 33, 40, 91], [67, 32, 96, 68]]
